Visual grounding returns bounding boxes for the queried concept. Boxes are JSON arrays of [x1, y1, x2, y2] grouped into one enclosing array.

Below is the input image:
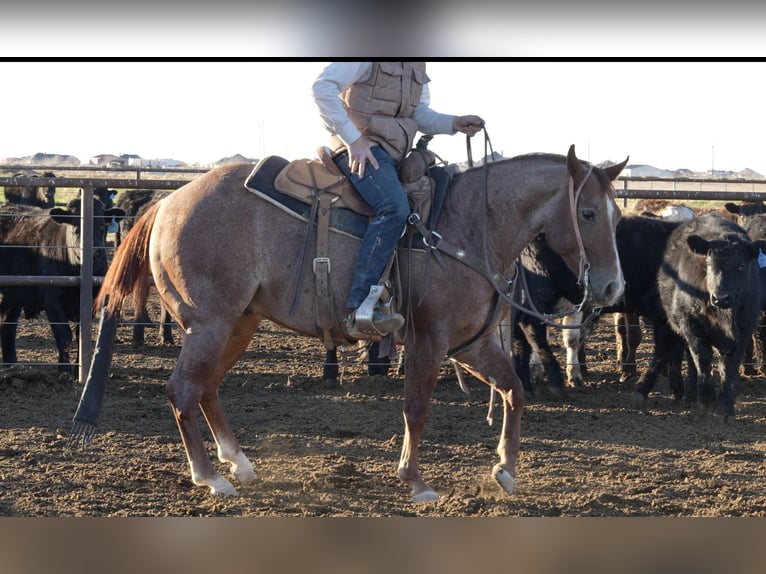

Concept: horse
[[71, 144, 628, 502]]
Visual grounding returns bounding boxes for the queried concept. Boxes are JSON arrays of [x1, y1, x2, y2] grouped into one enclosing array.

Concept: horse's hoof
[[206, 476, 239, 496], [492, 465, 515, 495], [630, 391, 647, 409], [234, 466, 257, 484], [412, 489, 440, 503]]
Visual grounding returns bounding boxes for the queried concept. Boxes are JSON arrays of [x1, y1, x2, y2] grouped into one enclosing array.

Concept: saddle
[[244, 146, 445, 348]]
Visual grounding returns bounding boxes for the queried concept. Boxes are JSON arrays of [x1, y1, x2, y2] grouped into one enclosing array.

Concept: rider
[[311, 61, 484, 338]]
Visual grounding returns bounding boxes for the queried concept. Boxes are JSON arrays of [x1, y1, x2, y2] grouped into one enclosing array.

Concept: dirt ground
[[1, 295, 765, 517]]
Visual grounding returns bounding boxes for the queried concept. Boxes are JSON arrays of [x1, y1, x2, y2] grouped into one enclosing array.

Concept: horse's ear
[[566, 144, 582, 179], [602, 155, 629, 182]]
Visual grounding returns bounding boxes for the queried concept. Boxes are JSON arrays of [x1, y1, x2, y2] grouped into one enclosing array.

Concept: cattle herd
[[2, 171, 766, 424], [513, 198, 766, 420], [0, 172, 164, 372]]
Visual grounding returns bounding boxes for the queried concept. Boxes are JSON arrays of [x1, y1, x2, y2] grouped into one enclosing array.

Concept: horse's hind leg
[[168, 313, 261, 496], [200, 313, 263, 485]]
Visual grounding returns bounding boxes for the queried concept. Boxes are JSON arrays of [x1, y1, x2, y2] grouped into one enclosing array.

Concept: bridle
[[467, 130, 600, 330], [509, 163, 605, 332]]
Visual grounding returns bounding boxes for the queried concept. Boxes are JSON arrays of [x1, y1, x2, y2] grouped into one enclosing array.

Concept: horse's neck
[[442, 162, 560, 273]]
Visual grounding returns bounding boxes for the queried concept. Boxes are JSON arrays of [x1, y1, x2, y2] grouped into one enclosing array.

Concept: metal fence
[[3, 165, 766, 381], [0, 166, 206, 380]]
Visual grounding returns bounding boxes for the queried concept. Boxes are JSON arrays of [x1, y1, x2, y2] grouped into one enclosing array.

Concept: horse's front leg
[[398, 345, 442, 503], [453, 336, 525, 496]]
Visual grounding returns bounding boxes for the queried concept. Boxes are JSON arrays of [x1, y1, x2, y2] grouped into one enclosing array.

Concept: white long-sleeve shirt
[[311, 61, 457, 148]]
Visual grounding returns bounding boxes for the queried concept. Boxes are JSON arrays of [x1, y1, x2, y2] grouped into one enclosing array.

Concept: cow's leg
[[686, 340, 716, 410], [561, 310, 584, 387], [717, 345, 746, 419], [167, 313, 260, 496], [159, 303, 174, 345], [449, 335, 524, 497], [46, 306, 73, 374], [520, 321, 564, 397], [632, 324, 683, 406], [615, 312, 642, 382], [131, 304, 151, 346], [683, 351, 699, 404], [751, 310, 766, 377], [511, 323, 533, 393], [742, 337, 757, 376], [366, 341, 390, 376], [0, 305, 22, 364], [322, 347, 339, 382], [577, 334, 588, 378]]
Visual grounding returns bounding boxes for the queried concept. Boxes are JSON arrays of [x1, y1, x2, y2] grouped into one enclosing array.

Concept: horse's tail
[[95, 201, 161, 318]]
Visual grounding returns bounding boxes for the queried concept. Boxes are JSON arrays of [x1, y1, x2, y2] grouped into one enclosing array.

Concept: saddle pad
[[244, 157, 370, 239], [244, 156, 452, 250]]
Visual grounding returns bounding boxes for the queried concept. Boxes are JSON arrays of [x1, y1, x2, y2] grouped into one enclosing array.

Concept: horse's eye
[[581, 209, 595, 222]]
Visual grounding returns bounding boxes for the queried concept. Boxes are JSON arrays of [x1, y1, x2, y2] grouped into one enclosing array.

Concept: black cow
[[0, 198, 125, 373], [512, 215, 687, 401], [113, 189, 173, 345], [613, 215, 691, 403], [657, 213, 766, 418], [115, 189, 169, 249], [509, 233, 589, 395], [83, 187, 117, 210], [4, 171, 56, 208], [722, 201, 766, 376]]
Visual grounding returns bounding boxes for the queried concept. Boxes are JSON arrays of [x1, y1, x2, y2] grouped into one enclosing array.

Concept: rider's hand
[[346, 135, 379, 178], [453, 115, 485, 137]]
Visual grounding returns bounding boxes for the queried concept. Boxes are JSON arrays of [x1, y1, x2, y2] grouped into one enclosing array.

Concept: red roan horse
[[72, 144, 627, 502]]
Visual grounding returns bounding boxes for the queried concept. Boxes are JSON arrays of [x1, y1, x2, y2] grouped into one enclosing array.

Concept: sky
[[3, 6, 766, 175]]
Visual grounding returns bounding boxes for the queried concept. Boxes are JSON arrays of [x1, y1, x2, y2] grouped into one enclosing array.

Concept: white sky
[[2, 60, 765, 175], [3, 3, 766, 176]]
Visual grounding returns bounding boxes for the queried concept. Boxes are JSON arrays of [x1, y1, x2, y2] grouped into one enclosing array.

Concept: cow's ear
[[687, 234, 709, 255], [724, 202, 741, 215], [106, 207, 127, 222], [49, 207, 74, 225], [745, 240, 762, 260]]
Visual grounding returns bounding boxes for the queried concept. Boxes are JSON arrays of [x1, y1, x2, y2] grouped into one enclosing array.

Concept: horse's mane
[[509, 152, 564, 163], [450, 151, 613, 192]]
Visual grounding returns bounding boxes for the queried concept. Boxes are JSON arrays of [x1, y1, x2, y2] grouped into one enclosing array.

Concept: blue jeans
[[334, 146, 411, 310]]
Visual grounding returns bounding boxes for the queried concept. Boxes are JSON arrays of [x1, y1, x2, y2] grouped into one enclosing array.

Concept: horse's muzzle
[[594, 276, 625, 308]]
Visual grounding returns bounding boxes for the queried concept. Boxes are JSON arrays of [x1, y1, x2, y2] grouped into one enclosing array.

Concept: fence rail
[[3, 165, 766, 380], [0, 166, 205, 380]]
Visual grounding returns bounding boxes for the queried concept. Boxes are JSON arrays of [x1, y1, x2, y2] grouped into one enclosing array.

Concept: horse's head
[[547, 144, 628, 308]]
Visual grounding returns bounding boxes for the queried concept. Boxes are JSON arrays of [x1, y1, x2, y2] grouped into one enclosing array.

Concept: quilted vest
[[331, 61, 429, 163]]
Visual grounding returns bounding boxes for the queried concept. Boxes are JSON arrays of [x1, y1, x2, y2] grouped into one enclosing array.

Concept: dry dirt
[[1, 295, 766, 517]]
